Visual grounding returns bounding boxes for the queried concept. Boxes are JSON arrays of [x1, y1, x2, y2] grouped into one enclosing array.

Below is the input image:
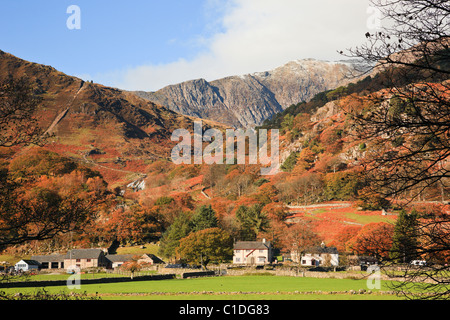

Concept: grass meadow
[[0, 275, 405, 300]]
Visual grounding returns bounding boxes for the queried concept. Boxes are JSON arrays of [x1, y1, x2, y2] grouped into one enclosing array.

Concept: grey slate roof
[[234, 241, 271, 250], [65, 249, 105, 259], [106, 254, 134, 263], [306, 246, 339, 254], [31, 254, 66, 263], [20, 260, 40, 266], [28, 250, 166, 266]]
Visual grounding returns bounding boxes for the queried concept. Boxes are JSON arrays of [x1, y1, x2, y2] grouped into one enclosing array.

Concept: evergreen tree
[[190, 205, 218, 233], [235, 204, 270, 241], [280, 152, 299, 172], [390, 210, 419, 263], [158, 212, 192, 260]]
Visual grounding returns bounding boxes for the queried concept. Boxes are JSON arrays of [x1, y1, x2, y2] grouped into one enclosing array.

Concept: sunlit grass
[[1, 276, 404, 300]]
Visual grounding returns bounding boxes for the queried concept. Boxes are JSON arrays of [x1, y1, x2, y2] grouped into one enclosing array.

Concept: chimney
[[262, 238, 266, 244]]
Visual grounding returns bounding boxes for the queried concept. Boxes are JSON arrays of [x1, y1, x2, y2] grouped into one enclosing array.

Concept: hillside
[[0, 50, 226, 187], [1, 49, 448, 263], [134, 59, 367, 128]]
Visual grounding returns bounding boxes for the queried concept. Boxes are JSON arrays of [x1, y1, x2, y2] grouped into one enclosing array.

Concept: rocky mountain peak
[[134, 59, 366, 128]]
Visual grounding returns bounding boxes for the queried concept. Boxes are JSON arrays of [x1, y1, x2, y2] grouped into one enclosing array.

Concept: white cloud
[[104, 0, 372, 91]]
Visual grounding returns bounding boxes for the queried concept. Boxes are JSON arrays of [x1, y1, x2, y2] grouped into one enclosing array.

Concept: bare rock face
[[134, 59, 363, 128], [311, 101, 340, 123]]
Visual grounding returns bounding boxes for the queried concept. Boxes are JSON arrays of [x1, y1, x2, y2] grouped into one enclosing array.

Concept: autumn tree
[[283, 221, 323, 264], [120, 255, 143, 280], [329, 225, 363, 254], [176, 228, 233, 269], [0, 154, 106, 251], [0, 77, 44, 148], [277, 173, 323, 206], [323, 171, 360, 201], [152, 195, 185, 228], [98, 205, 162, 245], [253, 183, 279, 206], [202, 163, 227, 197], [294, 147, 316, 172], [261, 202, 288, 222], [349, 222, 395, 261]]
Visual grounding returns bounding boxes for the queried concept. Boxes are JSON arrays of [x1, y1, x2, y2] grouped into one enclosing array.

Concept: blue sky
[[0, 0, 373, 91]]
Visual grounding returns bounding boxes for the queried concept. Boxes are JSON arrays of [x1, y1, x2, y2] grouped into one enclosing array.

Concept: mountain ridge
[[133, 58, 367, 128]]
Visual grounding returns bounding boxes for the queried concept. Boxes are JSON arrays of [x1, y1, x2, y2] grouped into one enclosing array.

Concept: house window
[[235, 258, 240, 262], [259, 250, 264, 253], [302, 260, 306, 265], [76, 259, 81, 263], [87, 259, 91, 262]]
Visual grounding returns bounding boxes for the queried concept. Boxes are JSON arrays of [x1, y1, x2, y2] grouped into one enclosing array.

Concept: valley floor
[[1, 275, 406, 300]]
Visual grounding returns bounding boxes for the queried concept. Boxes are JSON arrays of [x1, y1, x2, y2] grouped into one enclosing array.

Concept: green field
[[1, 275, 405, 300]]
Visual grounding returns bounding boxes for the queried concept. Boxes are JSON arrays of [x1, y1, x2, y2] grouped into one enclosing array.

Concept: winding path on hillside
[[81, 153, 148, 179]]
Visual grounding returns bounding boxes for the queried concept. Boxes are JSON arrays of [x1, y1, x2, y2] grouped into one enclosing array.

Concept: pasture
[[0, 275, 404, 300]]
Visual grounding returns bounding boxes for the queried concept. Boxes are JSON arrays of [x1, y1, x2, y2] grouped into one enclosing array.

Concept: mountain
[[133, 59, 367, 128], [0, 50, 225, 187]]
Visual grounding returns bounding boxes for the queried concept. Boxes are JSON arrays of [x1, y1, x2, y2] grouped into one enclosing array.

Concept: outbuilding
[[14, 260, 40, 272]]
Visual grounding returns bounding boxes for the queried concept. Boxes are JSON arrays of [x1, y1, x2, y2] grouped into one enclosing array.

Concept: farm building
[[293, 244, 339, 267], [14, 260, 40, 272], [233, 239, 273, 265], [29, 249, 165, 271], [138, 253, 165, 265], [107, 254, 134, 269], [32, 254, 66, 270], [64, 249, 110, 270]]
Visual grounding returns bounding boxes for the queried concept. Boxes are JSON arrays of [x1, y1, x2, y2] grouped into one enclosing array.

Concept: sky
[[0, 0, 374, 92]]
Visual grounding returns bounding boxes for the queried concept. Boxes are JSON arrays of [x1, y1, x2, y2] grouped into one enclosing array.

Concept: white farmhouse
[[233, 239, 273, 265], [297, 245, 339, 267]]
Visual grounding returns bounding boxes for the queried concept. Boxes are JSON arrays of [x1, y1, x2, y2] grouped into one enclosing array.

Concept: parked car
[[410, 260, 427, 266], [165, 263, 187, 269]]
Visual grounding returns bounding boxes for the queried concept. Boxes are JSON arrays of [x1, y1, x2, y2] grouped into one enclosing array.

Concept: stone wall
[[0, 274, 176, 289]]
